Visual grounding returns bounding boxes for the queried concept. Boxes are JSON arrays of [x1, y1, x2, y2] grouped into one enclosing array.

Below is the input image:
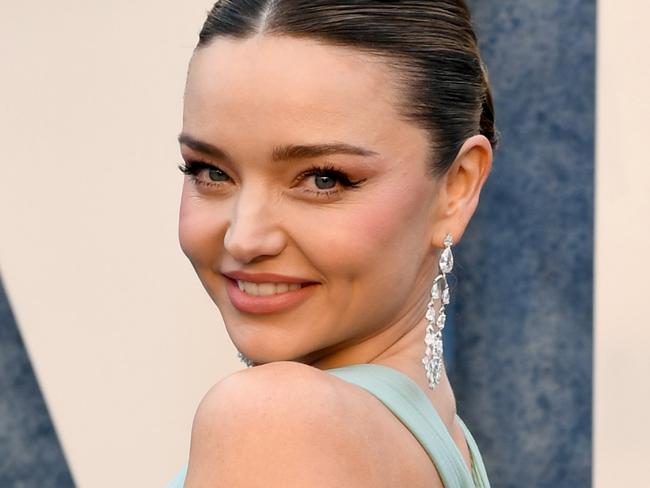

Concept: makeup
[[224, 276, 318, 314]]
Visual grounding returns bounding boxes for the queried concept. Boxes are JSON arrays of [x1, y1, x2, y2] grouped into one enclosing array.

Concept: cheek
[[178, 187, 225, 267], [301, 181, 432, 281]]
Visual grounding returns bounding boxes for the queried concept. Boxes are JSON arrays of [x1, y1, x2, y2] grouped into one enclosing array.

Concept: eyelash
[[178, 160, 366, 198]]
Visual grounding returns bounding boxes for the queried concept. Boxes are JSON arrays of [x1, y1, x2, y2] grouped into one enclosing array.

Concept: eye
[[178, 160, 231, 185], [297, 164, 366, 196], [313, 174, 337, 190]]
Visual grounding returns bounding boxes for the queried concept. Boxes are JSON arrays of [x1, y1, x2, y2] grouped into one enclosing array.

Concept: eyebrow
[[178, 133, 378, 162]]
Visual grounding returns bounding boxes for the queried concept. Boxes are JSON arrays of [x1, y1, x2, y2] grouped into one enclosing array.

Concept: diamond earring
[[422, 233, 454, 389], [237, 351, 254, 368]]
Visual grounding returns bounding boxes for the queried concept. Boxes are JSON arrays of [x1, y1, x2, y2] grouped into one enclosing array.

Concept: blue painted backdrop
[[451, 1, 595, 486], [0, 1, 595, 486], [0, 277, 75, 487]]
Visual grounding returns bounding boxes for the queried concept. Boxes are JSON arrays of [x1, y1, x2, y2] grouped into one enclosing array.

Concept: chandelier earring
[[422, 233, 454, 389]]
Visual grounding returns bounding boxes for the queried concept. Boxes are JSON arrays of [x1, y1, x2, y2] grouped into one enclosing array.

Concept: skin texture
[[179, 34, 492, 487]]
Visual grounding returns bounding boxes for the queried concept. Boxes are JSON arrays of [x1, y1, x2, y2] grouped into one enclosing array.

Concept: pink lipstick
[[222, 271, 318, 314]]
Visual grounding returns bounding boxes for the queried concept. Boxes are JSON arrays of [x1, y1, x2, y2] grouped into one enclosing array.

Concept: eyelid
[[178, 160, 366, 199], [295, 164, 366, 188], [178, 160, 232, 187], [179, 159, 225, 174], [288, 164, 367, 203]]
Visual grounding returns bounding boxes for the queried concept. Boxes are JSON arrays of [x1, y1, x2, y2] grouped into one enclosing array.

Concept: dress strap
[[456, 417, 491, 488], [165, 464, 187, 488], [326, 363, 487, 488]]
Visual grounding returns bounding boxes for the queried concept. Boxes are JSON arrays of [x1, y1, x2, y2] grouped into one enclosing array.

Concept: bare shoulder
[[184, 361, 439, 487], [192, 361, 350, 432], [196, 360, 343, 415]]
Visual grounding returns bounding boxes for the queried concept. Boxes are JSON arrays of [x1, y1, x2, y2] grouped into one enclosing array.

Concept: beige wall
[[0, 1, 648, 486], [594, 0, 650, 486], [0, 2, 240, 486]]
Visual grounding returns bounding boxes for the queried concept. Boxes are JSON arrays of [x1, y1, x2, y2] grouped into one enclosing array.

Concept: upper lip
[[222, 270, 316, 284]]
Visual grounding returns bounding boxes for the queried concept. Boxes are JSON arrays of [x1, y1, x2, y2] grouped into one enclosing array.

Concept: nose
[[223, 186, 287, 264]]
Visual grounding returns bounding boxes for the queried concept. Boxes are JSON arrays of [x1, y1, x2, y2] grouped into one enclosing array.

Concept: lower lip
[[224, 278, 317, 314]]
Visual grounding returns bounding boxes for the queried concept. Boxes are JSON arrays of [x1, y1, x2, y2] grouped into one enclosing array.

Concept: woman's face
[[179, 35, 443, 365]]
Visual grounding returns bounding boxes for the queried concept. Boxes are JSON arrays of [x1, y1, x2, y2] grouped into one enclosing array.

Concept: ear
[[430, 135, 493, 247]]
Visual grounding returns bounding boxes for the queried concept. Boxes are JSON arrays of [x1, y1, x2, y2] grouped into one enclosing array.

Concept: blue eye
[[178, 161, 231, 185], [300, 165, 366, 193], [178, 160, 366, 199], [313, 174, 337, 189], [207, 167, 229, 181]]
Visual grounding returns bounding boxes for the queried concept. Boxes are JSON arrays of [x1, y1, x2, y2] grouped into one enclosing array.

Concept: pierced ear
[[431, 135, 492, 246]]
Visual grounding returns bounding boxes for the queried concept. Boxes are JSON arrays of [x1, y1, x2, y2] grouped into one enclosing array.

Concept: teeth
[[237, 280, 303, 296], [276, 283, 289, 294]]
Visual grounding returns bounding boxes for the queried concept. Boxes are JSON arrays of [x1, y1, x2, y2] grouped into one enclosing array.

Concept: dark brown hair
[[195, 0, 497, 177]]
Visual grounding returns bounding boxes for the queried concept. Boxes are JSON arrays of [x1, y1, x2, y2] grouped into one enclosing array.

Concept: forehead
[[183, 35, 427, 158]]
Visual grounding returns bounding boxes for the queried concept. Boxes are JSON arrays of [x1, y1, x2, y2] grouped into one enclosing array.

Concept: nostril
[[223, 219, 288, 265]]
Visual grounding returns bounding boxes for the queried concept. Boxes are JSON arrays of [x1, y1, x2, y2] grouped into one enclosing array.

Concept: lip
[[224, 276, 318, 314], [222, 270, 315, 284]]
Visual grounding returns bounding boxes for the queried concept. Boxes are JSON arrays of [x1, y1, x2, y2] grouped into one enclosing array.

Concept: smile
[[225, 277, 316, 314], [236, 280, 303, 296]]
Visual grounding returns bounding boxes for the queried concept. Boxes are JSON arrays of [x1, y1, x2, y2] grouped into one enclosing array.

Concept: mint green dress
[[165, 363, 490, 487]]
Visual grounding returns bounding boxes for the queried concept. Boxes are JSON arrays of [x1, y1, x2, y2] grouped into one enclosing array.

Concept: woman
[[168, 1, 496, 486]]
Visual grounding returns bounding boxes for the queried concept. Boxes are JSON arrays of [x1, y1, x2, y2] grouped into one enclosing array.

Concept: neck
[[307, 313, 458, 427]]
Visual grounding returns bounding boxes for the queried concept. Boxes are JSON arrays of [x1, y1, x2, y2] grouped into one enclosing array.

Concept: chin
[[226, 324, 313, 366]]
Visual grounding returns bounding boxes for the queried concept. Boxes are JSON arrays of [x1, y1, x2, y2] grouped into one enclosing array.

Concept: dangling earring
[[422, 233, 454, 389], [237, 351, 254, 368]]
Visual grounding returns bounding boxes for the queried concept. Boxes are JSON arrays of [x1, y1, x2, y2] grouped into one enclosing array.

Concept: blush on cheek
[[178, 194, 197, 260], [352, 184, 429, 251], [178, 196, 225, 267], [301, 182, 431, 284], [178, 215, 200, 262]]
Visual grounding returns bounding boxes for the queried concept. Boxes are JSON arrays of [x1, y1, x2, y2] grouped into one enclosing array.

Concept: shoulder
[[201, 360, 342, 403], [190, 361, 368, 449], [184, 361, 435, 487], [193, 361, 353, 428]]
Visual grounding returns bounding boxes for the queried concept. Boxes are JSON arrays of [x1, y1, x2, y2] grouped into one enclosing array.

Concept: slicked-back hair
[[195, 0, 497, 177]]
